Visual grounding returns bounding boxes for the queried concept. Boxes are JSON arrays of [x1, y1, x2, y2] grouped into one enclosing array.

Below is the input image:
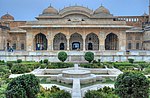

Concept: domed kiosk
[[42, 5, 58, 15], [94, 5, 110, 14], [1, 13, 14, 21]]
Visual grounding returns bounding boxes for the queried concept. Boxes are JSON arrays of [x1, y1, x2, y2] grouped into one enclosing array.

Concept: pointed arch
[[69, 33, 83, 50], [105, 33, 119, 50], [85, 33, 99, 50], [53, 33, 67, 50], [34, 33, 47, 50]]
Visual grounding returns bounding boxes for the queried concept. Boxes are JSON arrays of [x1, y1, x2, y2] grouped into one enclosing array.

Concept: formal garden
[[0, 51, 150, 98]]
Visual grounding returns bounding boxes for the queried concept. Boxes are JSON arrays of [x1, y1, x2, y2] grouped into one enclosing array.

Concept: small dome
[[42, 6, 58, 15], [1, 13, 14, 20], [94, 5, 110, 14]]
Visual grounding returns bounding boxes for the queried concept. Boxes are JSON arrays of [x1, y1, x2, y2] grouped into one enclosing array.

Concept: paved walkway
[[72, 78, 81, 98]]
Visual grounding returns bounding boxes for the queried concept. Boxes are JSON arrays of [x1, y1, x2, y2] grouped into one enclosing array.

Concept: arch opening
[[105, 33, 119, 50], [69, 33, 83, 50], [53, 33, 67, 50], [34, 33, 47, 50], [85, 33, 99, 50]]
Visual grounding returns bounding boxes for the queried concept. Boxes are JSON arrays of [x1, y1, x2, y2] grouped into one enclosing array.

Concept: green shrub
[[11, 64, 29, 74], [38, 86, 71, 98], [80, 63, 105, 68], [84, 52, 94, 63], [118, 66, 134, 71], [17, 59, 22, 63], [128, 58, 134, 63], [144, 68, 150, 75], [47, 62, 74, 69], [115, 71, 149, 98], [39, 60, 43, 64], [58, 52, 68, 62], [6, 62, 13, 69], [6, 74, 40, 98], [43, 59, 48, 64], [0, 60, 5, 65], [113, 62, 133, 68], [0, 60, 5, 63], [40, 64, 47, 69], [92, 60, 98, 63]]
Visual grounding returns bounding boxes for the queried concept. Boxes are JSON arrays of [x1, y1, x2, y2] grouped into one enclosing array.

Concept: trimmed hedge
[[84, 52, 94, 63], [58, 52, 68, 62], [47, 62, 74, 69], [80, 63, 105, 68], [113, 62, 133, 68]]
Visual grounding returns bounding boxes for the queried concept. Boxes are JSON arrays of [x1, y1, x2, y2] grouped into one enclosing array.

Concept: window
[[21, 43, 24, 50], [128, 43, 132, 49], [136, 43, 140, 49]]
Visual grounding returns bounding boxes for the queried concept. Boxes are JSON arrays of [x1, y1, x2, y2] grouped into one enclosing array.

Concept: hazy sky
[[0, 0, 149, 21]]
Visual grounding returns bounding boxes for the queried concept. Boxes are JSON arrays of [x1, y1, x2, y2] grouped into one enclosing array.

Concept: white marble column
[[67, 36, 70, 50]]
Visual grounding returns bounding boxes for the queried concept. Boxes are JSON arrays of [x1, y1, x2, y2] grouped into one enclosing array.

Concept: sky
[[0, 0, 149, 21]]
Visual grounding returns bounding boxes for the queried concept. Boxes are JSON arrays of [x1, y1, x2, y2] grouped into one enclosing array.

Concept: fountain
[[57, 64, 97, 84]]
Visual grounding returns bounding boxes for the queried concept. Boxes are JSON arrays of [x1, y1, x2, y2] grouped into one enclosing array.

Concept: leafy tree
[[58, 52, 67, 62], [84, 90, 105, 98], [6, 74, 40, 98], [115, 71, 149, 98], [37, 86, 71, 98], [84, 89, 119, 98], [84, 52, 94, 63], [50, 85, 60, 93], [50, 90, 71, 98]]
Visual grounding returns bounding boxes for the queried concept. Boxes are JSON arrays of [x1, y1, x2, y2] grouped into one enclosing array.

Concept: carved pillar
[[83, 36, 86, 51], [47, 32, 53, 51], [26, 31, 34, 51], [119, 31, 126, 51], [99, 32, 105, 51]]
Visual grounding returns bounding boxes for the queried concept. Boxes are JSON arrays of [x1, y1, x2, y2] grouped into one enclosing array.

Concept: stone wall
[[0, 51, 150, 62]]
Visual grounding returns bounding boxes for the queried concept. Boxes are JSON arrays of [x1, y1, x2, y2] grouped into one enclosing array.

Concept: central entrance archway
[[70, 33, 83, 50], [34, 33, 47, 50]]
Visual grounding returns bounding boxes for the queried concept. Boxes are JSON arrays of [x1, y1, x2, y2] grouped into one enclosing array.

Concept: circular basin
[[62, 70, 91, 78]]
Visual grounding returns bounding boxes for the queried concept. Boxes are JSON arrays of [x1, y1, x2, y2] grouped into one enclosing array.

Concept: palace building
[[0, 5, 150, 62]]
